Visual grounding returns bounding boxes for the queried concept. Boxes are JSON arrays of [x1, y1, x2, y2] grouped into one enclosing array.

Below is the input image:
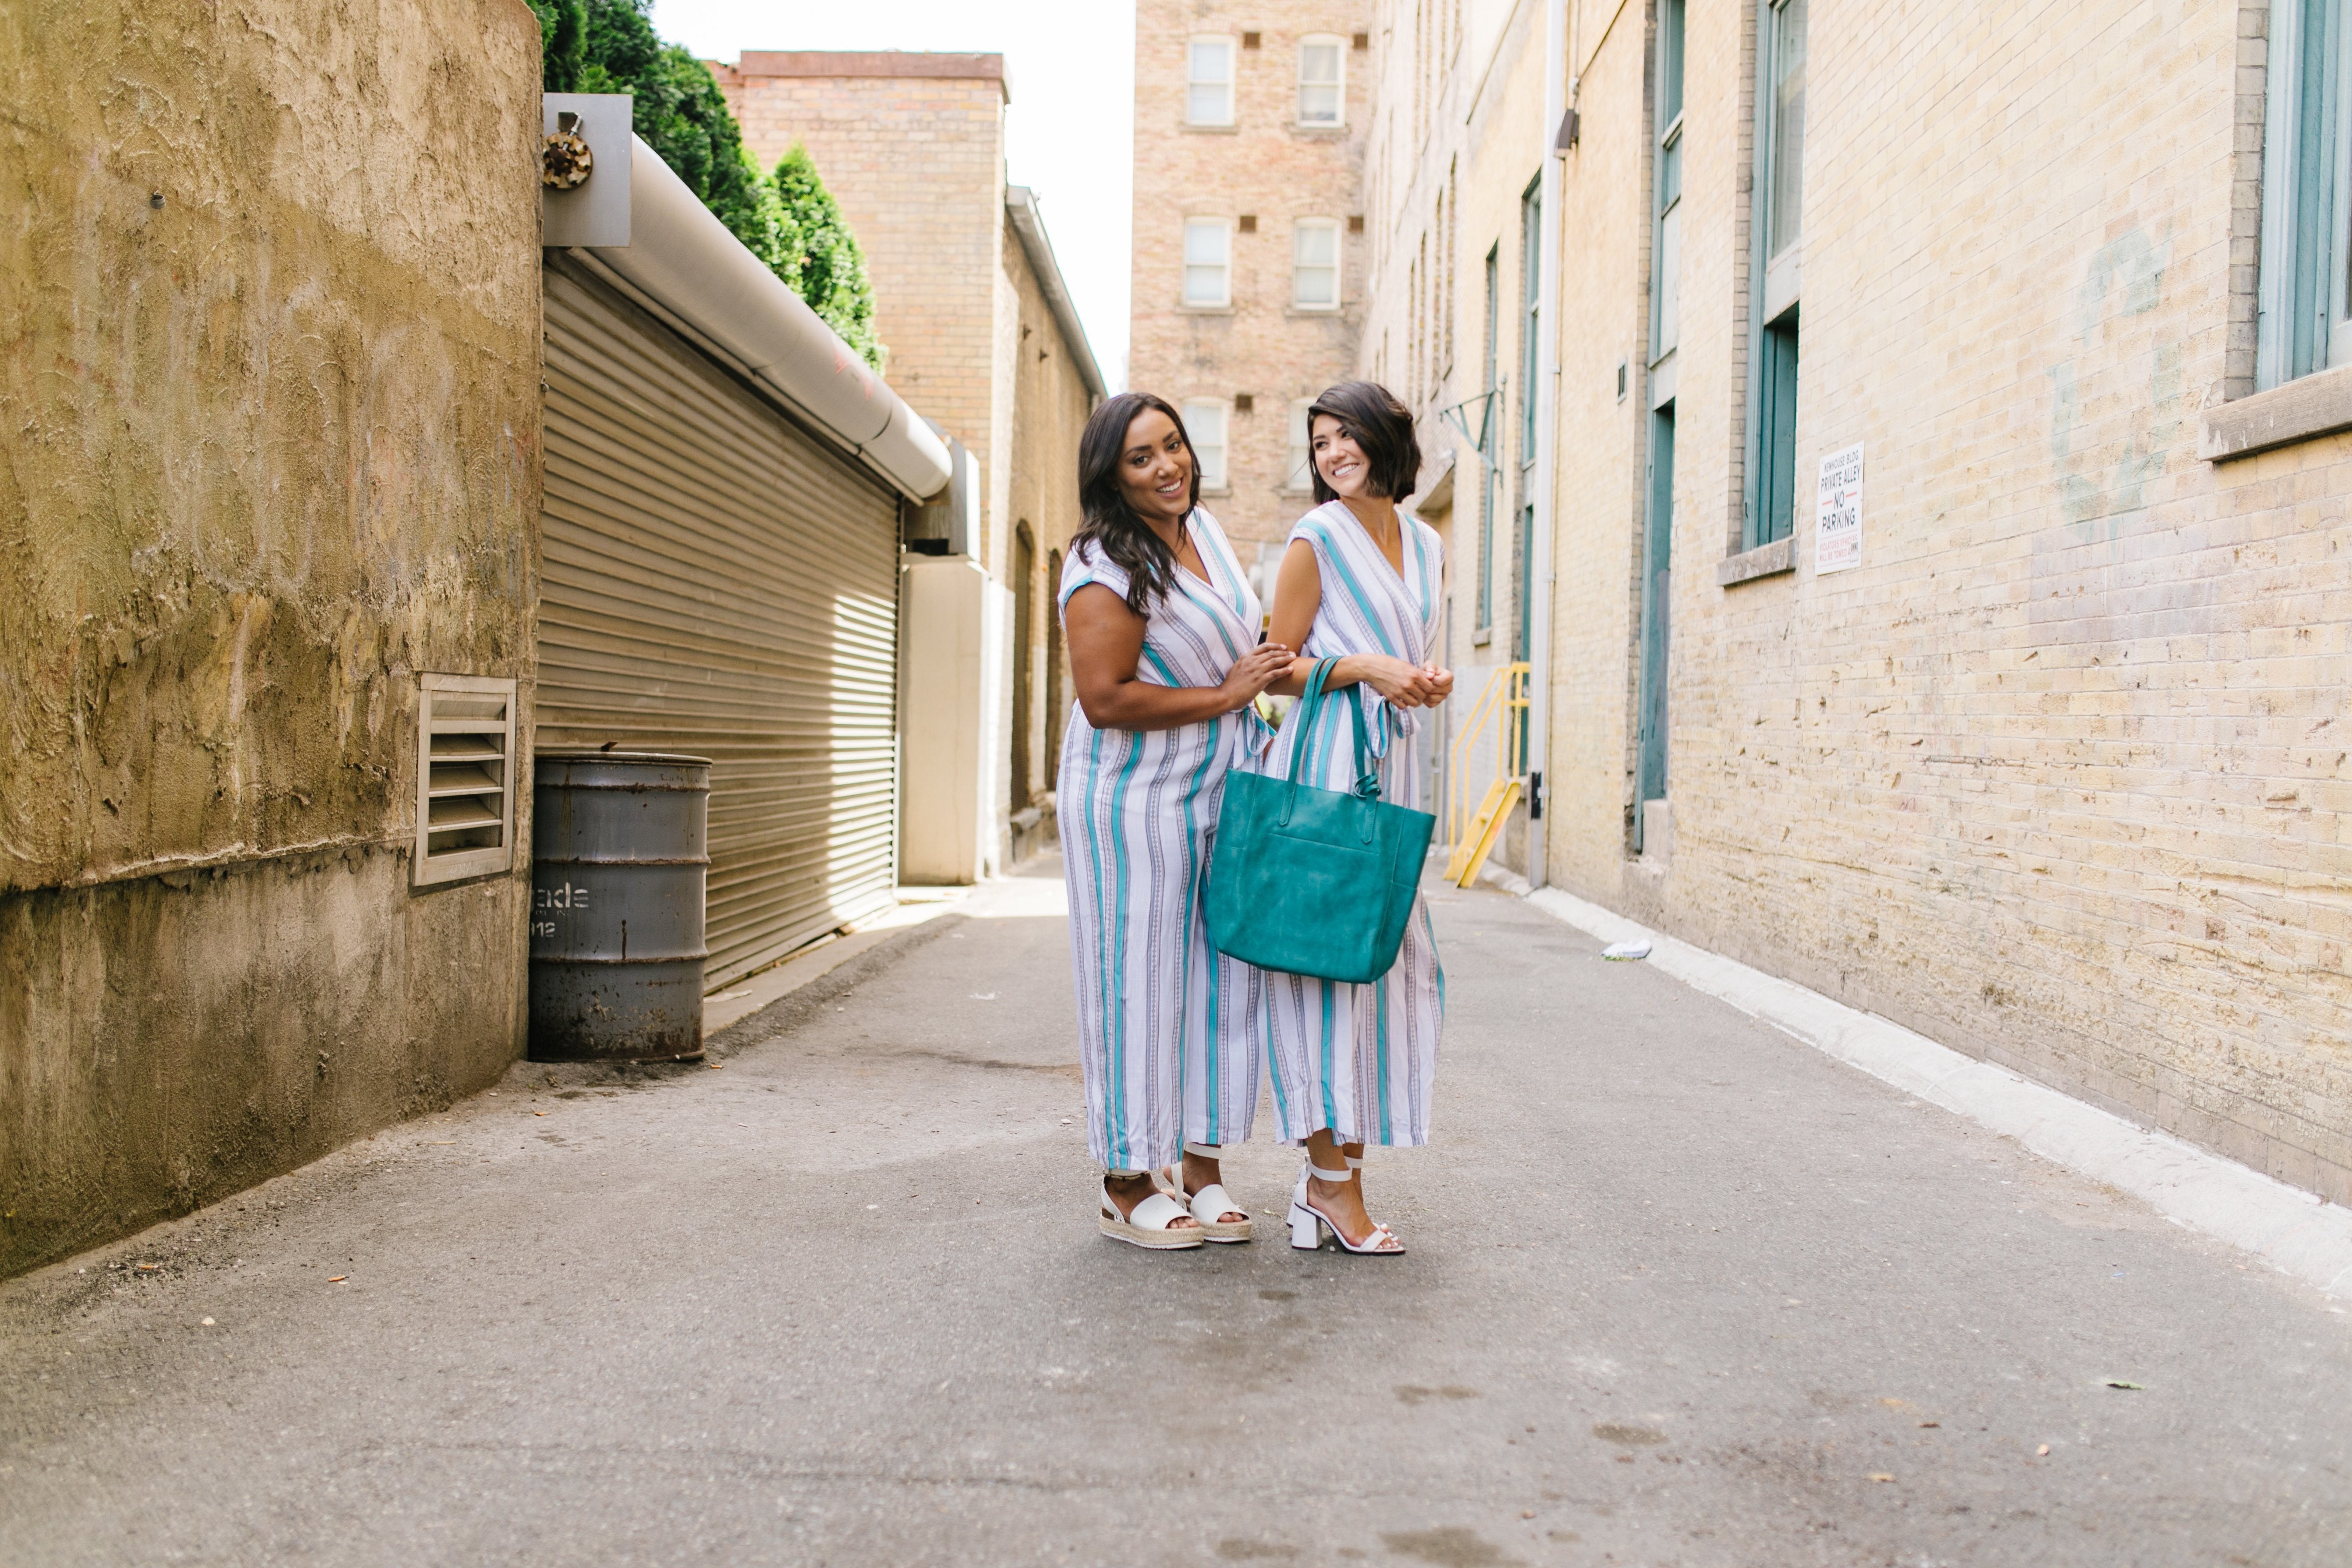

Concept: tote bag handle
[[1277, 658, 1380, 836]]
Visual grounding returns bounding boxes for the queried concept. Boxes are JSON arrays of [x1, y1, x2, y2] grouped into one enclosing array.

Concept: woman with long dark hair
[[1059, 392, 1292, 1248], [1254, 381, 1453, 1255]]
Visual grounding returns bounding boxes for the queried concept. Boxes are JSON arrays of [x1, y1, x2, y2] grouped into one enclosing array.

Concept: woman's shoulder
[[1400, 507, 1445, 557], [1061, 534, 1131, 596], [1285, 500, 1351, 548]]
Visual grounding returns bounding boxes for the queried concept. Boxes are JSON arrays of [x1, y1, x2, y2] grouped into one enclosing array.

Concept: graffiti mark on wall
[[2033, 224, 2198, 644]]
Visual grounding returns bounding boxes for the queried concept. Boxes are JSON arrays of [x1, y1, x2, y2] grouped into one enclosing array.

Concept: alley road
[[3, 863, 2348, 1567]]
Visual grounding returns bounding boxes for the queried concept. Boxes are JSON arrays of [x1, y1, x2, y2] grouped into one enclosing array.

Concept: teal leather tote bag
[[1205, 658, 1436, 984]]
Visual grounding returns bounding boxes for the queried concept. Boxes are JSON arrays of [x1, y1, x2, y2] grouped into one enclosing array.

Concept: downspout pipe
[[1526, 0, 1570, 889]]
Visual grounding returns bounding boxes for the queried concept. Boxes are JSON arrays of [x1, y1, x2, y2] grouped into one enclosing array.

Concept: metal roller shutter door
[[537, 260, 901, 987]]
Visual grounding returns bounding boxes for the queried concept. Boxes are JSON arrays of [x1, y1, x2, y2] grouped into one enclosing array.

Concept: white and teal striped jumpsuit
[[1250, 500, 1448, 1148], [1058, 508, 1267, 1174]]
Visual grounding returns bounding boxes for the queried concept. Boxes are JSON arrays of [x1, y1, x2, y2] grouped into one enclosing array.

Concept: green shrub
[[771, 146, 883, 371]]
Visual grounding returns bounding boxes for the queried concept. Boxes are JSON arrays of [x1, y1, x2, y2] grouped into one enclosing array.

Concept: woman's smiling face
[[1117, 407, 1195, 525], [1312, 413, 1379, 500]]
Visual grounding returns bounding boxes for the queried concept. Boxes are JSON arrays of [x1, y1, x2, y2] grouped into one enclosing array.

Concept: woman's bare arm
[[1064, 582, 1290, 732]]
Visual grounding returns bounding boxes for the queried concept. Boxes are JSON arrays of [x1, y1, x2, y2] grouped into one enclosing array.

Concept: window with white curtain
[[1183, 219, 1232, 307], [1286, 399, 1315, 490], [1188, 37, 1235, 126], [1293, 219, 1340, 309], [1183, 400, 1230, 488], [1298, 36, 1345, 126]]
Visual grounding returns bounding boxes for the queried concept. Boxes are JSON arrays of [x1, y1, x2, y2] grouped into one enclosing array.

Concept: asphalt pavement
[[4, 861, 2348, 1567]]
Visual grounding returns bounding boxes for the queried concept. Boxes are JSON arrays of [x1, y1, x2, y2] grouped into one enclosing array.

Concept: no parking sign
[[1816, 441, 1863, 574]]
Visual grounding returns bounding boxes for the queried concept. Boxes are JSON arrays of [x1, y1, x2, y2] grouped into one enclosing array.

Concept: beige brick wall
[[1367, 0, 1548, 827], [1537, 0, 2352, 1200], [716, 57, 1010, 563], [1130, 1, 1372, 579], [1323, 0, 2350, 1201], [1002, 213, 1100, 833], [1545, 0, 1667, 894]]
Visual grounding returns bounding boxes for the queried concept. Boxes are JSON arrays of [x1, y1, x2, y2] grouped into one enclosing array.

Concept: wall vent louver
[[413, 674, 518, 887]]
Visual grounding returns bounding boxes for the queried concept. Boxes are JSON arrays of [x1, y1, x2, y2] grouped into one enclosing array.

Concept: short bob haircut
[[1307, 380, 1421, 505]]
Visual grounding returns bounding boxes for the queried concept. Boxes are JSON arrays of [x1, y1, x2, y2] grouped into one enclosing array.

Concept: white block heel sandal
[[1099, 1177, 1207, 1250], [1287, 1158, 1404, 1255], [1154, 1143, 1253, 1243]]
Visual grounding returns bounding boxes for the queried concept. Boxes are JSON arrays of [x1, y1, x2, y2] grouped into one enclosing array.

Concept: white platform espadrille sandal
[[1153, 1143, 1253, 1243], [1099, 1176, 1207, 1250], [1288, 1156, 1403, 1255]]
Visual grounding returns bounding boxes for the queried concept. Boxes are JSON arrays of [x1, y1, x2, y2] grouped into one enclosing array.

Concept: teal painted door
[[1634, 405, 1674, 847]]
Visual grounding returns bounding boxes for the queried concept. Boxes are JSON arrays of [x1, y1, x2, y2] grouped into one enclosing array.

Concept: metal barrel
[[530, 750, 712, 1062]]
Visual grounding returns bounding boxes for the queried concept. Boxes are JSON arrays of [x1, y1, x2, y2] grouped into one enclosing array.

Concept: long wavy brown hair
[[1072, 392, 1202, 616]]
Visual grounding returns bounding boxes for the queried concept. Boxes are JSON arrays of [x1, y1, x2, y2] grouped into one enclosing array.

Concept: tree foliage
[[770, 146, 883, 372], [528, 0, 884, 370]]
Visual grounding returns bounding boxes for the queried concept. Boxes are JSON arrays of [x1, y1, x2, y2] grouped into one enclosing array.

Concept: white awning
[[592, 135, 952, 503]]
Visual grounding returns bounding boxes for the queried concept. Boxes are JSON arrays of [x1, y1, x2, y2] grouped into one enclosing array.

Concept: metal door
[[537, 258, 901, 986]]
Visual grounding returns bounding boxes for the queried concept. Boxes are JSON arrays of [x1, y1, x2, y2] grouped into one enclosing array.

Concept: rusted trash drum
[[530, 750, 711, 1061]]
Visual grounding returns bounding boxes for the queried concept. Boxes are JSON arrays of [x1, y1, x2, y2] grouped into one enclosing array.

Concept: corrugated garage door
[[537, 259, 901, 987]]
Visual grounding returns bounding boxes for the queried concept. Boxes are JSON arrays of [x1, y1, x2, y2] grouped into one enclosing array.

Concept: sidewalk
[[3, 862, 2347, 1566]]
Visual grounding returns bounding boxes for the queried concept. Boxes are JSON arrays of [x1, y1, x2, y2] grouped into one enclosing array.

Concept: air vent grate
[[414, 674, 518, 887]]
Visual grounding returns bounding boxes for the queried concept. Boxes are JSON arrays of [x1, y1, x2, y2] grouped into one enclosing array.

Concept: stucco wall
[[0, 0, 543, 1275]]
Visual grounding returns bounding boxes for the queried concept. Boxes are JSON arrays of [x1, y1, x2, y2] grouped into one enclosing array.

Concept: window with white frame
[[1183, 399, 1230, 489], [1188, 36, 1235, 126], [1183, 219, 1232, 307], [2258, 0, 2352, 388], [1293, 219, 1341, 308], [1286, 399, 1315, 490], [1299, 35, 1345, 125]]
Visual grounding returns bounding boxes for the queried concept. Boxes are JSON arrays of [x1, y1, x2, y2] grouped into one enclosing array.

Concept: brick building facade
[[714, 52, 1103, 868], [1140, 0, 2352, 1204], [1128, 1, 1373, 603], [1355, 0, 1548, 835], [1556, 0, 2351, 1202]]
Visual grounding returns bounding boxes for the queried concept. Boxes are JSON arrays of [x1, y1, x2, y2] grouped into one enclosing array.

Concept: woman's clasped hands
[[1352, 654, 1454, 709]]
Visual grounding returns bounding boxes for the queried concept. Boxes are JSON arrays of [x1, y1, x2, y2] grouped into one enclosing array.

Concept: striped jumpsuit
[[1058, 509, 1267, 1174], [1252, 500, 1448, 1148]]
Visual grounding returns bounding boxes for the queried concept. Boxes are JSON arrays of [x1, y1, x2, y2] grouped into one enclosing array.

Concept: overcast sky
[[650, 0, 1137, 390]]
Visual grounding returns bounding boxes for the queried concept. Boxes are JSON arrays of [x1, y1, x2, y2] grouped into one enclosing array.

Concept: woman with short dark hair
[[1253, 380, 1454, 1255], [1058, 392, 1293, 1248]]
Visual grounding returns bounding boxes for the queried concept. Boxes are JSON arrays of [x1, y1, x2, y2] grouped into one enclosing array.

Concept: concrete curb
[[1479, 866, 2352, 1303], [703, 910, 969, 1058]]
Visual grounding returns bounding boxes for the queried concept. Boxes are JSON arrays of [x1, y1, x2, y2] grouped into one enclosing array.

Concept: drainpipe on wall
[[1526, 0, 1570, 889]]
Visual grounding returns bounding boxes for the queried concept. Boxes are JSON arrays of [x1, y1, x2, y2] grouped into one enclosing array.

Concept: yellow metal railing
[[1442, 662, 1530, 887]]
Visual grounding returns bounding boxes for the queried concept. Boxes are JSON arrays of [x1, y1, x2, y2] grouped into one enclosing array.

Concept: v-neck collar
[[1330, 501, 1420, 617], [1172, 511, 1252, 629]]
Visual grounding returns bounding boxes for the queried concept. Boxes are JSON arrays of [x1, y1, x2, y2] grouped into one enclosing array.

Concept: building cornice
[[1006, 186, 1107, 400], [724, 51, 1010, 103]]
